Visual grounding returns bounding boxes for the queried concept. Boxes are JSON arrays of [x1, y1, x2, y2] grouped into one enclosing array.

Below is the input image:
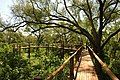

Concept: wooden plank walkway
[[74, 50, 98, 80]]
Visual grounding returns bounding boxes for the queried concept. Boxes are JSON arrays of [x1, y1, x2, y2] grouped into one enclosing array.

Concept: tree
[[2, 0, 120, 61], [25, 34, 37, 43], [24, 24, 44, 46], [0, 0, 119, 79]]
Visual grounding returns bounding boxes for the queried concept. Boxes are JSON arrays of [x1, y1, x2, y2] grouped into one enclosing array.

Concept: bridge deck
[[74, 50, 98, 80]]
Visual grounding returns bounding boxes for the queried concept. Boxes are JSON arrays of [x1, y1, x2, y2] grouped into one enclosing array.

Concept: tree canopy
[[0, 0, 120, 55], [0, 0, 120, 79]]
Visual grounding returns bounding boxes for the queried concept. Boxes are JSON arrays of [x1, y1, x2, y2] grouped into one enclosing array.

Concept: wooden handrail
[[88, 46, 119, 80], [21, 46, 77, 50], [47, 46, 83, 80]]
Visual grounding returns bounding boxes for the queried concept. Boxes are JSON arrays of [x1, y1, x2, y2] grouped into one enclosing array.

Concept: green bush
[[0, 44, 69, 80], [111, 60, 120, 75]]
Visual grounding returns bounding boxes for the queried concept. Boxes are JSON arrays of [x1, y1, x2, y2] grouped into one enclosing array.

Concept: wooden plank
[[74, 50, 98, 80], [70, 55, 74, 80]]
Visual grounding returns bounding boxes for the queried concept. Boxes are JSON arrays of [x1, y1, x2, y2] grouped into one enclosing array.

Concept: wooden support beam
[[12, 44, 15, 53], [70, 54, 74, 80], [18, 44, 21, 56]]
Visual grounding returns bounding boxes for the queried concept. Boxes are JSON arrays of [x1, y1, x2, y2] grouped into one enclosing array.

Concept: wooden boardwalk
[[74, 50, 98, 80]]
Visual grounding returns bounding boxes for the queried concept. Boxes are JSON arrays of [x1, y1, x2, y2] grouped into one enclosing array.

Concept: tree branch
[[104, 0, 119, 12], [103, 0, 106, 5], [103, 0, 119, 27], [30, 0, 38, 21], [49, 14, 76, 25], [86, 0, 99, 47], [101, 28, 120, 49], [72, 4, 90, 19], [14, 23, 27, 32], [0, 21, 26, 32], [63, 0, 78, 24], [97, 0, 103, 4], [86, 0, 97, 33]]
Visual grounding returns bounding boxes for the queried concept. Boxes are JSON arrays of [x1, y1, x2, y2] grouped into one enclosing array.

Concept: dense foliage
[[0, 0, 119, 79], [0, 43, 69, 80]]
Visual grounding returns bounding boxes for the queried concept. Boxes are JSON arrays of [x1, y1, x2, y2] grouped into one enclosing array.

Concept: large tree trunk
[[91, 41, 109, 80]]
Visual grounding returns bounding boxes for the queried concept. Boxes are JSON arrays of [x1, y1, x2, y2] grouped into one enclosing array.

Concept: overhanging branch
[[31, 24, 81, 35], [63, 0, 78, 25], [103, 0, 119, 27], [86, 0, 97, 33], [0, 21, 26, 32], [101, 28, 120, 49]]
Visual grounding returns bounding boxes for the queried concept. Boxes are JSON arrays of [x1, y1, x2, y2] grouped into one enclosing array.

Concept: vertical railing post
[[70, 52, 74, 80], [19, 44, 21, 56], [76, 46, 82, 62], [75, 45, 80, 62], [17, 43, 19, 53], [48, 44, 49, 54], [60, 43, 64, 59], [62, 42, 64, 57], [12, 44, 15, 53], [28, 43, 30, 59], [46, 43, 49, 55]]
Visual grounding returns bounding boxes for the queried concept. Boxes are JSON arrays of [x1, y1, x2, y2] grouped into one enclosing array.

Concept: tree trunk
[[92, 43, 107, 80]]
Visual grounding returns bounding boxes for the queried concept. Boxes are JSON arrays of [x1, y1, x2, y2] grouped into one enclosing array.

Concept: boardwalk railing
[[47, 46, 83, 80], [12, 43, 77, 59], [87, 46, 119, 80], [12, 43, 119, 80]]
